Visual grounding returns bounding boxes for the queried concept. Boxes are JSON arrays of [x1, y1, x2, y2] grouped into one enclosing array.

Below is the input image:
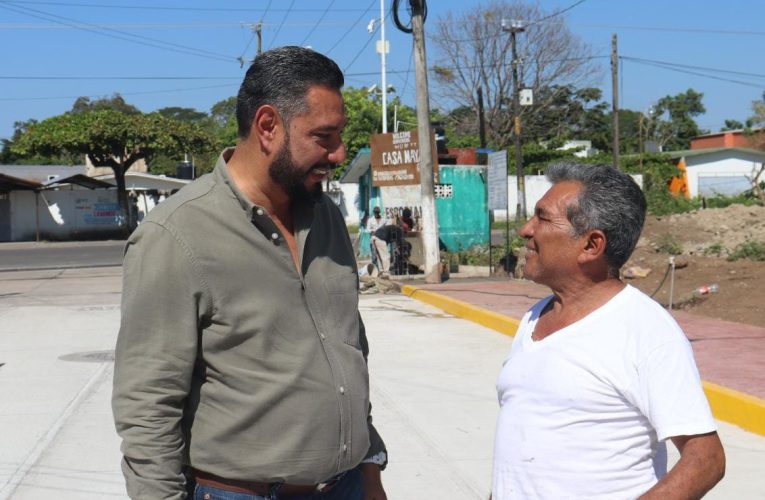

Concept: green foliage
[[703, 242, 727, 257], [337, 87, 417, 180], [703, 192, 759, 208], [727, 241, 765, 261], [11, 110, 215, 168], [156, 106, 208, 123], [654, 234, 684, 255], [651, 88, 707, 150], [71, 94, 140, 115]]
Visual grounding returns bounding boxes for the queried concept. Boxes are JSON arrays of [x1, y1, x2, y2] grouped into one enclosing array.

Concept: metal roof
[[664, 147, 765, 160], [0, 173, 41, 191], [338, 148, 371, 184], [43, 174, 114, 190], [0, 164, 87, 184]]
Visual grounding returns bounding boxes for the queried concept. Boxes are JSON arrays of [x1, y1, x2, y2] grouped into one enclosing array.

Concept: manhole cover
[[59, 350, 115, 363]]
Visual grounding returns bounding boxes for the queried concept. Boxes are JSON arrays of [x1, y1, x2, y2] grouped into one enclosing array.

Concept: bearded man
[[113, 46, 387, 500]]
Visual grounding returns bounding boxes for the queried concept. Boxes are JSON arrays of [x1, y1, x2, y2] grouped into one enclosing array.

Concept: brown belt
[[191, 468, 338, 497]]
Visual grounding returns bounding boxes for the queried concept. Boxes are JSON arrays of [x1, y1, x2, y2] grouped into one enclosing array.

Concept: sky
[[1, 0, 764, 144]]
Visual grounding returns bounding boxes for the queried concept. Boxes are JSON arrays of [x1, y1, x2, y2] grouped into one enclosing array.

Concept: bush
[[703, 242, 727, 257], [727, 240, 765, 261], [654, 233, 684, 255]]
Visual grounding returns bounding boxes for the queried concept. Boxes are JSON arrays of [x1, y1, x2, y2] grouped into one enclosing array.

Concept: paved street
[[0, 265, 763, 498]]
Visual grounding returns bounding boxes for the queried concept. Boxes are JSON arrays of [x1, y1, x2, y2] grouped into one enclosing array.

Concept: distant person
[[366, 206, 385, 267], [492, 162, 724, 499], [399, 207, 414, 232], [371, 224, 405, 277], [113, 46, 387, 500]]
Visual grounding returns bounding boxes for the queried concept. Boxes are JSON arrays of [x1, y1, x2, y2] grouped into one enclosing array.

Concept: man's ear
[[578, 229, 607, 265], [253, 105, 281, 153]]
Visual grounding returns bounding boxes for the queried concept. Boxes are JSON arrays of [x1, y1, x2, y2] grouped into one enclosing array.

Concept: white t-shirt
[[366, 215, 385, 234], [493, 285, 716, 500]]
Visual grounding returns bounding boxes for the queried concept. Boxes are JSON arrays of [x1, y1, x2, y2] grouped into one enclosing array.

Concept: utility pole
[[502, 19, 526, 222], [256, 22, 263, 55], [379, 0, 388, 133], [410, 0, 441, 283], [477, 86, 487, 154], [611, 33, 620, 170]]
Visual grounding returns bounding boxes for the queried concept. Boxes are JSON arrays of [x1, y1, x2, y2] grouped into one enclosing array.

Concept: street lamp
[[368, 0, 390, 133]]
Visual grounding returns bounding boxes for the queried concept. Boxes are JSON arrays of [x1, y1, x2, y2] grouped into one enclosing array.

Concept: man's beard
[[268, 137, 326, 204]]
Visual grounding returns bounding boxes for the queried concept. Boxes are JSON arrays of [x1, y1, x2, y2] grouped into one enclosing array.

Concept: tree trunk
[[112, 164, 132, 235]]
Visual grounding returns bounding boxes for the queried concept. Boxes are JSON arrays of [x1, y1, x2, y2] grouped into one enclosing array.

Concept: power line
[[0, 83, 239, 102], [299, 0, 336, 47], [0, 1, 370, 13], [342, 6, 396, 73], [327, 0, 376, 55], [267, 0, 295, 49], [0, 2, 234, 63], [0, 21, 364, 29], [528, 0, 587, 27], [238, 0, 272, 62], [622, 57, 765, 89], [574, 23, 765, 37], [621, 56, 765, 80]]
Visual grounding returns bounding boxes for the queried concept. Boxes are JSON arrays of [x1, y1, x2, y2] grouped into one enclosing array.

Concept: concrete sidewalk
[[0, 269, 764, 498]]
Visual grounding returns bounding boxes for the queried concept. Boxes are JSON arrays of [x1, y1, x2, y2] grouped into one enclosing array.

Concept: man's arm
[[640, 432, 725, 499], [112, 223, 208, 499], [357, 312, 388, 500]]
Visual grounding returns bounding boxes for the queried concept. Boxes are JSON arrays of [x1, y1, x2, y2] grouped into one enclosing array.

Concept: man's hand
[[640, 431, 725, 499], [360, 463, 387, 500]]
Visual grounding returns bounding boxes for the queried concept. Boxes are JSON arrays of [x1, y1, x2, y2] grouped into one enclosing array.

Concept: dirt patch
[[624, 204, 765, 328]]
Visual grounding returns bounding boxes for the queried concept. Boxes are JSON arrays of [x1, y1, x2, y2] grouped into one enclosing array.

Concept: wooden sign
[[369, 131, 438, 187]]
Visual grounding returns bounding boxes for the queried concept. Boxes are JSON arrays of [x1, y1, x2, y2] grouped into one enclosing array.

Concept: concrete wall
[[8, 189, 123, 241], [684, 152, 762, 197]]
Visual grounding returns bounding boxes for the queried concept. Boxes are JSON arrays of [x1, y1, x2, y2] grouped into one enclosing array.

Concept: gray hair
[[545, 162, 647, 277], [236, 46, 344, 139]]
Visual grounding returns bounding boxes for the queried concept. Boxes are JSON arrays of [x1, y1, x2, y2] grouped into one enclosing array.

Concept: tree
[[429, 1, 597, 149], [156, 106, 208, 123], [11, 110, 215, 231], [71, 94, 141, 115], [647, 89, 707, 151], [338, 87, 417, 179]]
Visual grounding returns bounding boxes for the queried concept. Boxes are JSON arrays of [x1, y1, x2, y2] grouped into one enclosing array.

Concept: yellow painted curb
[[703, 381, 765, 436], [401, 285, 520, 337], [402, 284, 765, 437]]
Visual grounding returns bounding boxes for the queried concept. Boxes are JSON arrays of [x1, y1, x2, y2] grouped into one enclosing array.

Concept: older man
[[492, 163, 724, 499], [113, 47, 387, 500]]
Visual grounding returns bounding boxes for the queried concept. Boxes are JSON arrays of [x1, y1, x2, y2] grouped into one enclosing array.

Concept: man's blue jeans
[[192, 467, 363, 500]]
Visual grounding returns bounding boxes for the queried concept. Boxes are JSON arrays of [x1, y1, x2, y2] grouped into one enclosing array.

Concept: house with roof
[[0, 165, 189, 242], [665, 147, 765, 198]]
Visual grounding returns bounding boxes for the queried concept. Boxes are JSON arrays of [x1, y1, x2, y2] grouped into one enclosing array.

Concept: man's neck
[[227, 143, 292, 226], [534, 277, 625, 341]]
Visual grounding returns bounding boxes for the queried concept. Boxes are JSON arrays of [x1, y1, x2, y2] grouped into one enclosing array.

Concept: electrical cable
[[622, 57, 765, 89], [0, 82, 238, 102], [0, 1, 369, 13], [0, 2, 234, 62], [326, 0, 376, 55], [526, 0, 586, 27], [392, 0, 426, 34], [299, 0, 335, 47], [266, 0, 295, 50], [237, 0, 272, 64]]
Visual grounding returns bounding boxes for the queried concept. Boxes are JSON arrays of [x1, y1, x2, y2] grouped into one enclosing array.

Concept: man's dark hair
[[236, 46, 344, 139], [545, 162, 647, 277]]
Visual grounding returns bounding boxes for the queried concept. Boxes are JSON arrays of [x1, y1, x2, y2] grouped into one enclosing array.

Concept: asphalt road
[[0, 240, 125, 272]]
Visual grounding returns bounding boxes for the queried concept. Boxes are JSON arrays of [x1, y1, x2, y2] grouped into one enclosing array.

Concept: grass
[[727, 240, 765, 262], [654, 233, 684, 255]]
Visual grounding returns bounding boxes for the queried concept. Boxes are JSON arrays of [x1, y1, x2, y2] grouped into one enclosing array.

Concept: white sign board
[[488, 150, 508, 210]]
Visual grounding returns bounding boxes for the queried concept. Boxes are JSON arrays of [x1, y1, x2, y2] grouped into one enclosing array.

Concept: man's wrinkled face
[[268, 85, 347, 203], [518, 181, 584, 286]]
